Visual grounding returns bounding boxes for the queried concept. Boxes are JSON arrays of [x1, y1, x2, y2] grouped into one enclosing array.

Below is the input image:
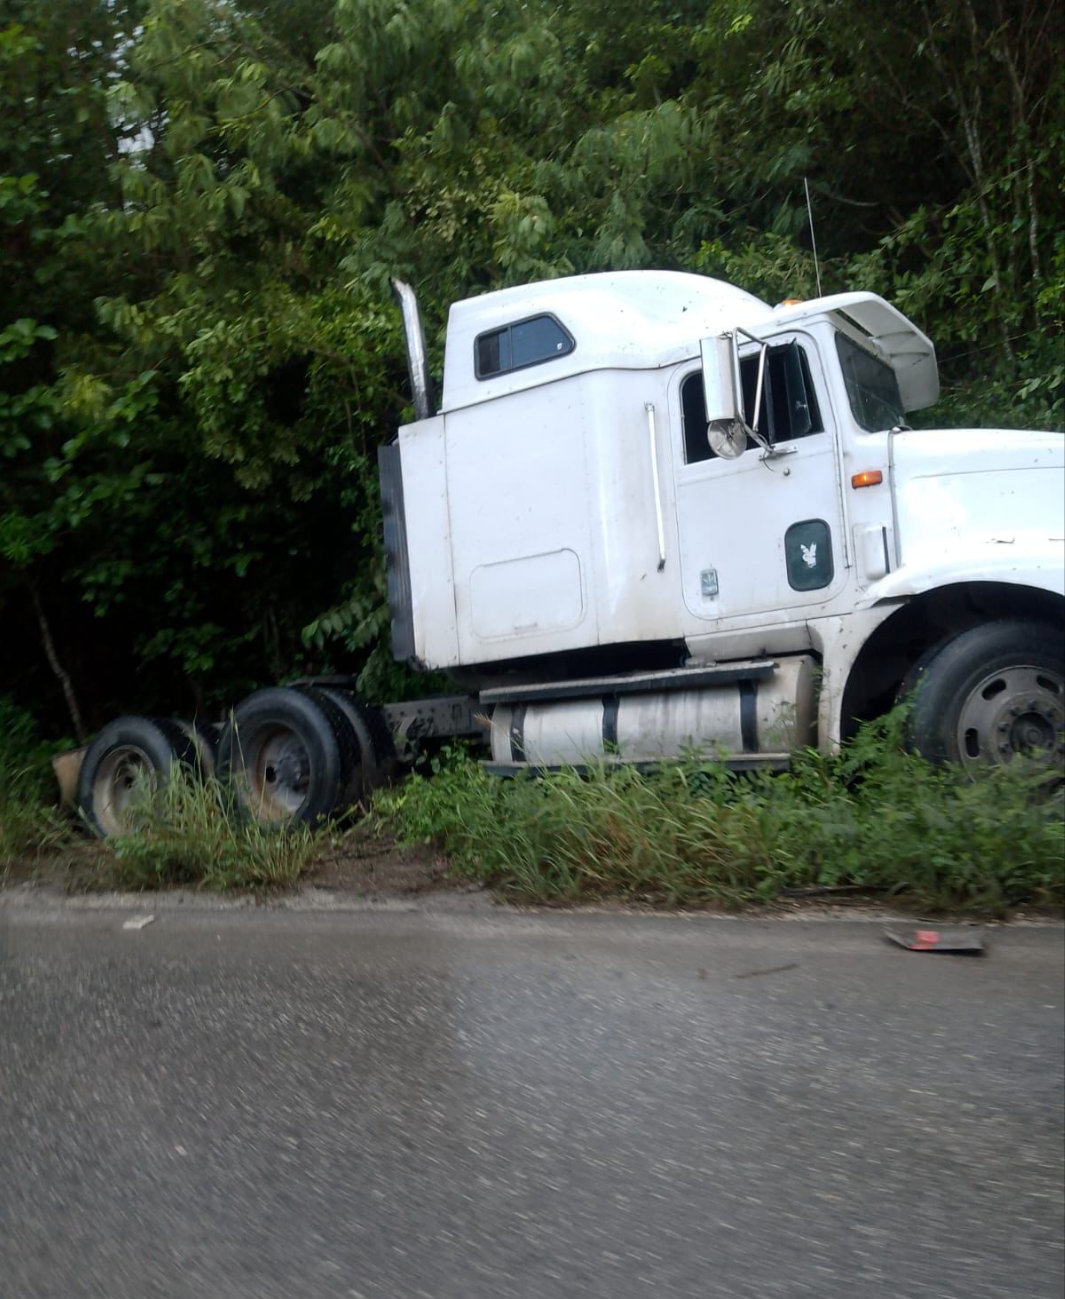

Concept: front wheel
[[901, 620, 1064, 768]]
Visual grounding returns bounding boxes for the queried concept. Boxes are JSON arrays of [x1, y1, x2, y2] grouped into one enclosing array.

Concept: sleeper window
[[475, 314, 574, 379]]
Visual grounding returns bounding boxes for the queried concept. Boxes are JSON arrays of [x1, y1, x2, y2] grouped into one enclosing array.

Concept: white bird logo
[[800, 542, 818, 568]]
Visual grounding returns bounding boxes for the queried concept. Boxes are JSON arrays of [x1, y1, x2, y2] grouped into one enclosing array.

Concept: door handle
[[645, 403, 666, 571]]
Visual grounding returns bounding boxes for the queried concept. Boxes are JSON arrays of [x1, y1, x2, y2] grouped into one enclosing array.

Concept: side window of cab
[[475, 314, 575, 379], [682, 342, 823, 464]]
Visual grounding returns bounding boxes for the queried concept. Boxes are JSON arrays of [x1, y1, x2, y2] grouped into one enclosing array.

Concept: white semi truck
[[74, 271, 1064, 833]]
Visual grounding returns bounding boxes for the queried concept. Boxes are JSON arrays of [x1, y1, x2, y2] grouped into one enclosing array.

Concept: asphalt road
[[1, 894, 1062, 1299]]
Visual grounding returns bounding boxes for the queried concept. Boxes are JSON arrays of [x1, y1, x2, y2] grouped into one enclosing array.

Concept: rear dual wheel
[[216, 686, 389, 829], [76, 716, 217, 838]]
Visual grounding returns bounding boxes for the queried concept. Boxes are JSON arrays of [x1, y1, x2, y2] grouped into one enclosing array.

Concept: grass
[[101, 768, 320, 891], [0, 692, 320, 890], [2, 769, 321, 892], [373, 716, 1065, 915], [0, 796, 71, 877], [0, 697, 74, 878], [3, 696, 1062, 910]]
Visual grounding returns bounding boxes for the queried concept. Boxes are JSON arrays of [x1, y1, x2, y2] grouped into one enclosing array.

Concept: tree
[[1, 0, 1059, 739]]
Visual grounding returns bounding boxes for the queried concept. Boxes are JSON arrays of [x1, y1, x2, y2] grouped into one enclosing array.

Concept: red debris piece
[[885, 928, 986, 955]]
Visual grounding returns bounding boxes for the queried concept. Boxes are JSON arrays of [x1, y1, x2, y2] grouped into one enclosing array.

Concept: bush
[[0, 696, 71, 869], [374, 717, 1065, 914]]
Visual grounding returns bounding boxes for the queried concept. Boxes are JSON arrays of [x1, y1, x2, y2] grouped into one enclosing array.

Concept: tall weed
[[375, 716, 1064, 913], [0, 696, 72, 868], [105, 768, 319, 890]]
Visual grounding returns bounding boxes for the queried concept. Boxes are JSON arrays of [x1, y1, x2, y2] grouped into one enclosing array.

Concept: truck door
[[671, 334, 847, 624]]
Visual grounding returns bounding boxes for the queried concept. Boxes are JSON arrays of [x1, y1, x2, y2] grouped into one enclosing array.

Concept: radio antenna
[[804, 177, 822, 298]]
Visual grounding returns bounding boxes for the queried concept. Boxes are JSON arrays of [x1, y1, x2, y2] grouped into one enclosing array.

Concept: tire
[[900, 620, 1065, 767], [215, 686, 358, 828], [76, 716, 195, 838], [169, 719, 219, 779], [318, 688, 395, 806]]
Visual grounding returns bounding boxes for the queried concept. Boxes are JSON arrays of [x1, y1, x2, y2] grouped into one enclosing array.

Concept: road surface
[[1, 893, 1062, 1298]]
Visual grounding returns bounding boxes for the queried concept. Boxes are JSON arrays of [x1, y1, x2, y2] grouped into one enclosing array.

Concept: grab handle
[[645, 403, 666, 571]]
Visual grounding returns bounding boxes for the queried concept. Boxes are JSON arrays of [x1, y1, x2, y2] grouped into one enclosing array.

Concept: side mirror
[[700, 328, 773, 457], [700, 334, 741, 426]]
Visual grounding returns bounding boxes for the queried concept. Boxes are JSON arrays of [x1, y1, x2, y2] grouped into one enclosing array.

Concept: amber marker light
[[851, 470, 884, 489]]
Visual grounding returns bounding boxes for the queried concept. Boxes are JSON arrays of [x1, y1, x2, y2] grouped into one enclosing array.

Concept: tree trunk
[[29, 584, 87, 745], [922, 0, 1016, 366]]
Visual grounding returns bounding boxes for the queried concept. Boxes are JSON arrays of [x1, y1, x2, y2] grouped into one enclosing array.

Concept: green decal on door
[[785, 519, 833, 591]]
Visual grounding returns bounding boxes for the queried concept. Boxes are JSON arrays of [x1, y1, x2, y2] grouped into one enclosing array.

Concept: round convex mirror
[[708, 420, 748, 459]]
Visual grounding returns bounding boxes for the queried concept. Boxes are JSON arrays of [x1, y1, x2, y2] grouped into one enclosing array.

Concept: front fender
[[860, 548, 1065, 605]]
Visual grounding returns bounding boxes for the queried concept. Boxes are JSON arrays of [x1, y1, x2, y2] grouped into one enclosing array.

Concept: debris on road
[[122, 915, 156, 931], [885, 927, 985, 955], [733, 962, 800, 979]]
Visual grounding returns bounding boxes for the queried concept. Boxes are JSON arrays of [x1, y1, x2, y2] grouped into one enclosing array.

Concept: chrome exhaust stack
[[390, 278, 435, 422]]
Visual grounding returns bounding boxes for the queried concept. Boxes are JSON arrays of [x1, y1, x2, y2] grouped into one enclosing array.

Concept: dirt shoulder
[[302, 826, 465, 897], [0, 824, 470, 901]]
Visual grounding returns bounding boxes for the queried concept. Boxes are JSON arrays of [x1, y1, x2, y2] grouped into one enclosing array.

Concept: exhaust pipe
[[390, 278, 435, 422]]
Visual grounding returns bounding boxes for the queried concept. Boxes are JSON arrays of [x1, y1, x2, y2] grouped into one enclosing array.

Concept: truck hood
[[877, 427, 1065, 597], [892, 426, 1063, 479]]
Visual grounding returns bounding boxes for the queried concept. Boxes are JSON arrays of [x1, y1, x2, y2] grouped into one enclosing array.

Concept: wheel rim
[[92, 745, 155, 835], [238, 726, 310, 821], [955, 664, 1065, 766]]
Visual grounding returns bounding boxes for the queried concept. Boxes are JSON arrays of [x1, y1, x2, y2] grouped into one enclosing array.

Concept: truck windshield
[[835, 332, 905, 431]]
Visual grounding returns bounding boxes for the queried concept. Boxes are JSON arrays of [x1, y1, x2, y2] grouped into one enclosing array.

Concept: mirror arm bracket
[[727, 326, 775, 455]]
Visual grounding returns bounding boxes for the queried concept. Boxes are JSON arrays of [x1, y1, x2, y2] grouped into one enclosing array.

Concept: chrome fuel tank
[[488, 655, 816, 765]]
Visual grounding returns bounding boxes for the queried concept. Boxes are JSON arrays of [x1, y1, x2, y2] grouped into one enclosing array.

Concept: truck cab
[[383, 271, 1064, 768]]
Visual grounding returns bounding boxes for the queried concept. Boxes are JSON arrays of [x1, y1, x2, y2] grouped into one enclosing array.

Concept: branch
[[29, 584, 87, 745]]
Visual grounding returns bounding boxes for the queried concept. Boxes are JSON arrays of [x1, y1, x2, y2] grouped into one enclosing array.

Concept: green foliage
[[103, 768, 319, 890], [0, 0, 1061, 741], [375, 720, 1065, 914], [0, 695, 57, 787], [0, 708, 319, 886], [0, 796, 70, 872], [0, 696, 70, 867]]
